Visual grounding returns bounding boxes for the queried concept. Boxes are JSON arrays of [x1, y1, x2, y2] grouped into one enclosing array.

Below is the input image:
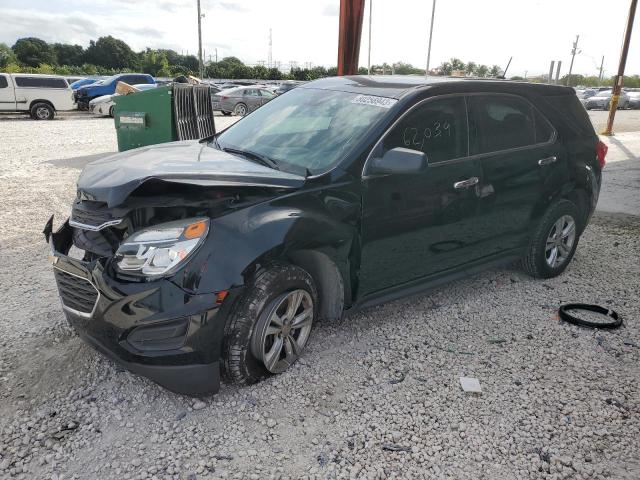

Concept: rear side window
[[382, 96, 468, 163], [0, 76, 7, 88], [14, 76, 68, 88], [469, 95, 540, 154]]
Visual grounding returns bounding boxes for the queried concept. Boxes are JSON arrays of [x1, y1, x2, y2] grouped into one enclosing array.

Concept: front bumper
[[45, 218, 234, 395]]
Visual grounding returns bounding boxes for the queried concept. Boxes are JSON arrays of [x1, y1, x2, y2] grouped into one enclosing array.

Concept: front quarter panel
[[172, 184, 361, 296]]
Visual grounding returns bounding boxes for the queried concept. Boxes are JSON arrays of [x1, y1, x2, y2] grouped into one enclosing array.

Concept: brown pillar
[[337, 0, 366, 75]]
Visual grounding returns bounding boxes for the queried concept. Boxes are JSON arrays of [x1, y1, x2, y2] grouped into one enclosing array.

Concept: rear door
[[244, 89, 262, 111], [468, 94, 561, 254], [0, 74, 16, 111]]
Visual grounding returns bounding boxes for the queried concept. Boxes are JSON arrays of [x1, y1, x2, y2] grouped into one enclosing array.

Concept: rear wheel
[[234, 103, 247, 116], [522, 200, 581, 278], [222, 264, 317, 385], [109, 105, 115, 117], [30, 102, 55, 120]]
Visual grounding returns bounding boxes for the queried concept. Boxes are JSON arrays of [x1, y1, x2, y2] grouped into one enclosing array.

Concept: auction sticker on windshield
[[351, 95, 397, 108]]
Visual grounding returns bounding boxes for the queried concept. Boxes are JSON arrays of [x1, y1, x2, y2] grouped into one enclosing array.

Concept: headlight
[[115, 218, 209, 277]]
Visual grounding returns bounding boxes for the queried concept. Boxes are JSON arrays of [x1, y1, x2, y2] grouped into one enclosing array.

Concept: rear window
[[0, 76, 7, 88], [544, 94, 595, 136], [14, 76, 67, 88]]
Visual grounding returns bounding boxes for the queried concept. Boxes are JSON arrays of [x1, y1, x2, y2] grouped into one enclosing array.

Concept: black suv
[[46, 76, 607, 395]]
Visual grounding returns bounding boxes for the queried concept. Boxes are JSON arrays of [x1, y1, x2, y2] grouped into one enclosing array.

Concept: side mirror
[[368, 147, 427, 175]]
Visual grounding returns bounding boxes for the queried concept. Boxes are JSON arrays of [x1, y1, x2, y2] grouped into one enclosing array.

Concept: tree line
[[2, 37, 639, 87]]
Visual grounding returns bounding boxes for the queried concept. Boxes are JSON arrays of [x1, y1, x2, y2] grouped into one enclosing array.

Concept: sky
[[0, 0, 638, 78]]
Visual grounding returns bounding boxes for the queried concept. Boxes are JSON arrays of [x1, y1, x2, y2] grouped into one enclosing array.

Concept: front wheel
[[522, 200, 581, 278], [222, 264, 317, 385]]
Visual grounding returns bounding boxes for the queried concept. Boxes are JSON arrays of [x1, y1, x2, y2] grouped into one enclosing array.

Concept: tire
[[30, 102, 55, 120], [222, 263, 318, 385], [109, 105, 115, 118], [222, 111, 232, 116], [522, 200, 581, 279], [234, 103, 247, 116]]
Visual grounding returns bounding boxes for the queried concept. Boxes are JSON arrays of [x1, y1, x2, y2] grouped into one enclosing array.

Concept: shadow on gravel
[[48, 152, 116, 170]]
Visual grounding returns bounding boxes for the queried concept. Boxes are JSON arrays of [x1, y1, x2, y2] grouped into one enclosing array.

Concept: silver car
[[584, 90, 630, 110], [214, 86, 276, 116]]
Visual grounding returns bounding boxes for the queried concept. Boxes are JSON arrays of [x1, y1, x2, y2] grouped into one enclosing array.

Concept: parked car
[[213, 86, 276, 116], [274, 81, 302, 95], [627, 91, 640, 109], [575, 88, 597, 107], [75, 73, 155, 110], [69, 78, 101, 90], [89, 83, 158, 117], [585, 90, 630, 110], [0, 73, 75, 119], [45, 76, 606, 395]]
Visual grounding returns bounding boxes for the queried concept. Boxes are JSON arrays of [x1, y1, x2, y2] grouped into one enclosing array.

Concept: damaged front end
[[44, 179, 289, 395]]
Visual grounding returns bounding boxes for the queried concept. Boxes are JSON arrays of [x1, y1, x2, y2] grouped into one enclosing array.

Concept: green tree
[[84, 36, 138, 70], [437, 61, 452, 75], [489, 65, 502, 77], [81, 63, 98, 75], [450, 58, 465, 72], [475, 64, 489, 77], [357, 66, 368, 75], [53, 43, 84, 66], [0, 43, 17, 68], [12, 37, 55, 67], [393, 62, 423, 75], [140, 49, 171, 76], [465, 61, 476, 76]]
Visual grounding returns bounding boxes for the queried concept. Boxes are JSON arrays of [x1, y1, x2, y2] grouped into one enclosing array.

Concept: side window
[[534, 109, 554, 143], [469, 95, 538, 154], [381, 96, 468, 164], [14, 76, 67, 88], [261, 90, 275, 98], [246, 89, 260, 97], [0, 76, 8, 88]]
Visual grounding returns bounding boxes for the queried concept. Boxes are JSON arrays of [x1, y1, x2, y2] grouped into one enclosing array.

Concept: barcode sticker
[[351, 95, 397, 108]]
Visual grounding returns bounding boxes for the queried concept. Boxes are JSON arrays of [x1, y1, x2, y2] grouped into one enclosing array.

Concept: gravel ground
[[0, 116, 639, 480]]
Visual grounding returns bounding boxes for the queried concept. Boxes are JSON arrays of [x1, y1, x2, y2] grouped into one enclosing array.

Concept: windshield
[[595, 91, 611, 97], [216, 88, 393, 175]]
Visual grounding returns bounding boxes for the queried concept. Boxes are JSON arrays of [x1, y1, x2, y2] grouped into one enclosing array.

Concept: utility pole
[[548, 61, 555, 83], [197, 0, 204, 79], [566, 35, 579, 86], [599, 55, 605, 83], [367, 0, 372, 74], [603, 0, 637, 135], [502, 56, 512, 78], [268, 28, 273, 69], [215, 48, 218, 63], [555, 61, 562, 85], [425, 0, 436, 77]]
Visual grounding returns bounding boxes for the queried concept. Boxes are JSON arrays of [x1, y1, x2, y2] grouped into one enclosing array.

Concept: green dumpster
[[113, 84, 216, 152], [113, 86, 176, 152]]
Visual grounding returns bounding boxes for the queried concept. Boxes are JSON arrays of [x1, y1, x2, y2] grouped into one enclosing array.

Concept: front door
[[360, 96, 484, 296], [467, 94, 564, 254], [0, 74, 15, 111]]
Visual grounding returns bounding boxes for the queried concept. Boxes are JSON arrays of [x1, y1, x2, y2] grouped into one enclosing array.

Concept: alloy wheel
[[234, 104, 247, 116], [545, 215, 576, 268], [251, 290, 314, 373]]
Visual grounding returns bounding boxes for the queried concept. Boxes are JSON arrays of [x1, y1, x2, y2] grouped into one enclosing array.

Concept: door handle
[[538, 156, 557, 166], [453, 177, 479, 190]]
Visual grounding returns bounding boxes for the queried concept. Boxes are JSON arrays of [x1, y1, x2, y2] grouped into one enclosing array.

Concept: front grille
[[71, 201, 121, 230], [54, 268, 99, 317]]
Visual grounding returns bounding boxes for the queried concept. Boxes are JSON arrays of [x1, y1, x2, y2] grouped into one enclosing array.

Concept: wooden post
[[337, 0, 366, 75]]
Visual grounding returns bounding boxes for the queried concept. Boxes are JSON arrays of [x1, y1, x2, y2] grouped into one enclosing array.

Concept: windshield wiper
[[223, 147, 279, 170]]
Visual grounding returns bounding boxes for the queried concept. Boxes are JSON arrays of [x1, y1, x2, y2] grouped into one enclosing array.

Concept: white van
[[0, 73, 76, 120]]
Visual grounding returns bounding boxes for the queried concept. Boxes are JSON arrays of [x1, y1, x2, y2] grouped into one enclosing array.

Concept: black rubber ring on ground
[[558, 303, 622, 329]]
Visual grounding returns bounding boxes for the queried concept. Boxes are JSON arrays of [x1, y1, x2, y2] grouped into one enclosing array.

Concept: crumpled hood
[[77, 140, 306, 207]]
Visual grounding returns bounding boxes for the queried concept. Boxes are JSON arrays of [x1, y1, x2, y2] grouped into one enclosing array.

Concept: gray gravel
[[1, 116, 639, 480]]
